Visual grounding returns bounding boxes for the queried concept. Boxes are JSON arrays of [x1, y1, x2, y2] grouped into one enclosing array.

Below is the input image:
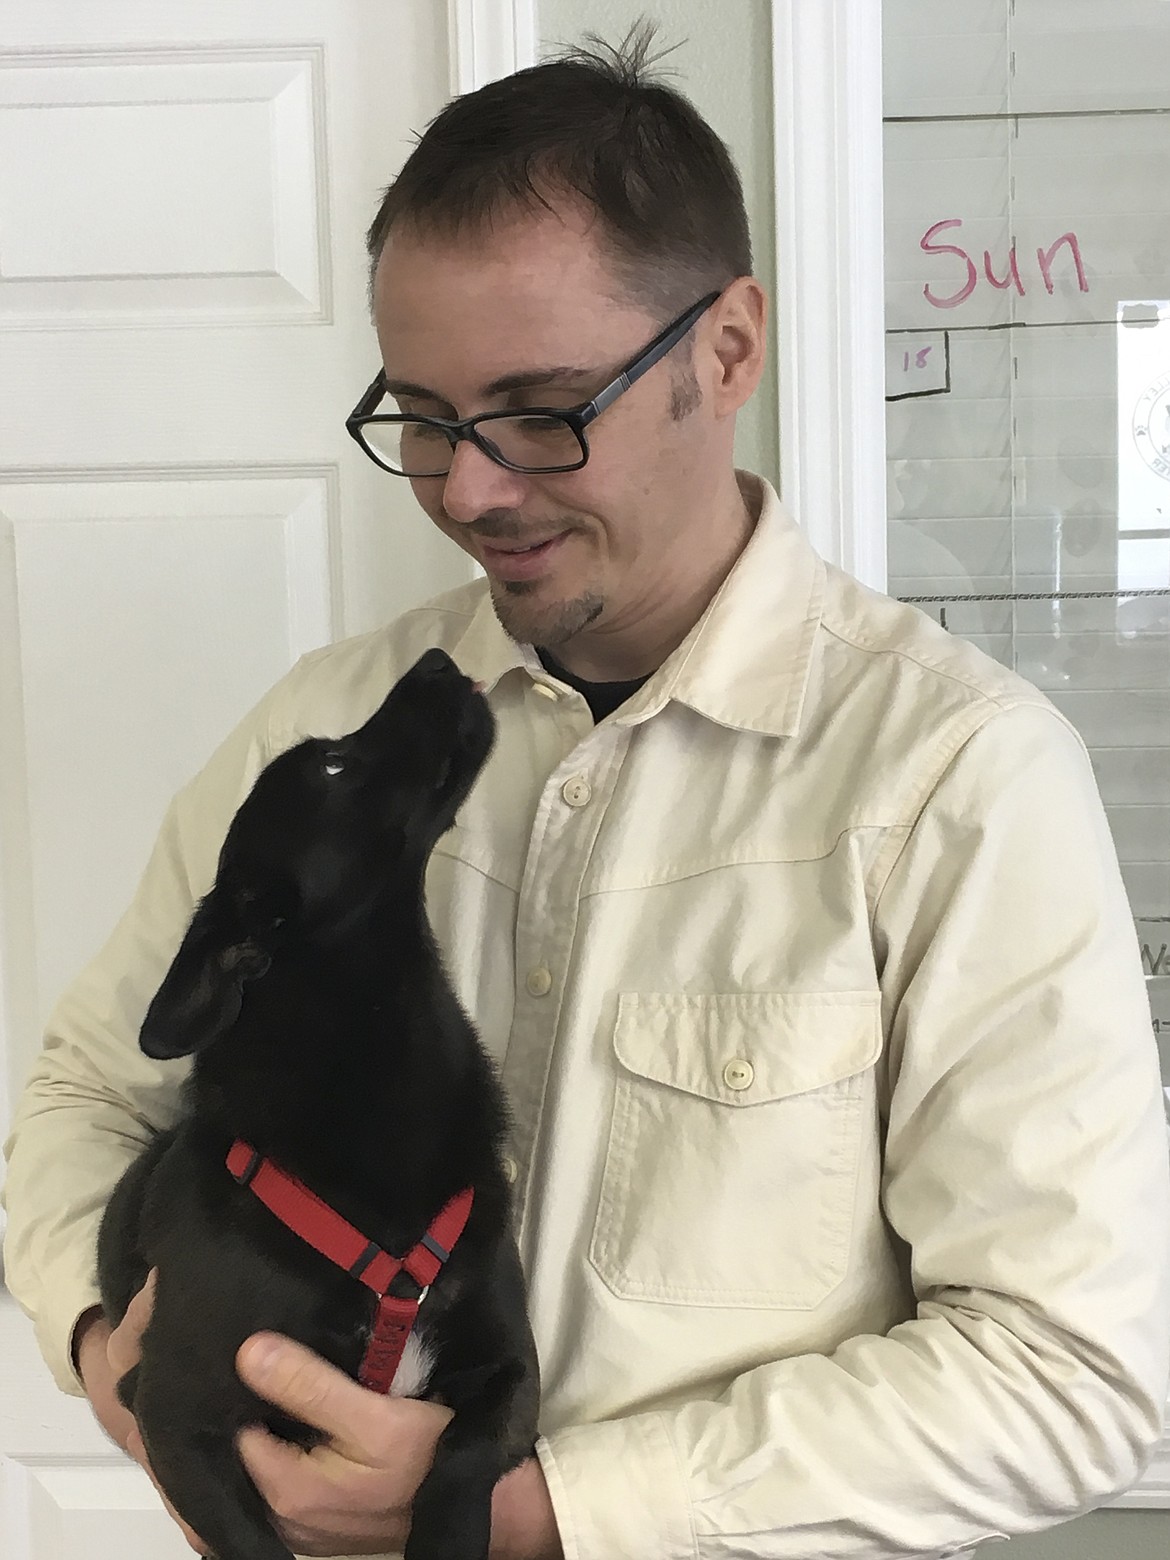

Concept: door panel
[[0, 1298, 192, 1558], [0, 3, 468, 1553], [0, 0, 460, 1127]]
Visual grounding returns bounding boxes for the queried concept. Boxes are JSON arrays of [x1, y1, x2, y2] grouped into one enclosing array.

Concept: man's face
[[371, 201, 732, 671]]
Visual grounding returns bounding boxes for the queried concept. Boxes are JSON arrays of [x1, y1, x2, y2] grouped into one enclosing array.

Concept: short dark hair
[[365, 21, 752, 314]]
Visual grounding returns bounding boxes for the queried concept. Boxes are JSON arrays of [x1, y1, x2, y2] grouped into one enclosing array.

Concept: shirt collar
[[613, 475, 824, 737], [449, 586, 530, 694], [451, 473, 825, 739]]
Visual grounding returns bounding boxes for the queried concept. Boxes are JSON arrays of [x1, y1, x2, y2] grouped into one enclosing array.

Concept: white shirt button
[[723, 1058, 755, 1091], [501, 1156, 519, 1184], [561, 776, 592, 808], [525, 966, 553, 997], [532, 682, 559, 701]]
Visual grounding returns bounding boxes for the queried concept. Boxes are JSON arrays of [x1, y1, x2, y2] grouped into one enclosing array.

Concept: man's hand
[[74, 1293, 142, 1453], [77, 1295, 561, 1559], [235, 1334, 448, 1556], [236, 1334, 562, 1560], [74, 1273, 207, 1554]]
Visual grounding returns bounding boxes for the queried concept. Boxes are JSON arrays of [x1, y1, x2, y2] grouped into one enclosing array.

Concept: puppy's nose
[[413, 648, 456, 679]]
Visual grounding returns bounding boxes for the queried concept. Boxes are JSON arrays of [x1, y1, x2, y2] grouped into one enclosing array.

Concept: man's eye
[[515, 415, 572, 436]]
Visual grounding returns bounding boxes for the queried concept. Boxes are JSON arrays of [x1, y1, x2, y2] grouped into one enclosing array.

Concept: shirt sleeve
[[1, 679, 288, 1394], [536, 702, 1170, 1560]]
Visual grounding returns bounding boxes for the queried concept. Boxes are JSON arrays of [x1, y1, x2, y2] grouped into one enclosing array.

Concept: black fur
[[97, 648, 540, 1560]]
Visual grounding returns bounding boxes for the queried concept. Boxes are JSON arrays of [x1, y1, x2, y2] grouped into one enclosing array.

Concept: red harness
[[226, 1139, 473, 1394]]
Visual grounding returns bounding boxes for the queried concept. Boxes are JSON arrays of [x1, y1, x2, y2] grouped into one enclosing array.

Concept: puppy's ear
[[139, 893, 272, 1061]]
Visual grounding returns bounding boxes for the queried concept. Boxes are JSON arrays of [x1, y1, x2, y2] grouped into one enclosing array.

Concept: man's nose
[[441, 437, 530, 525]]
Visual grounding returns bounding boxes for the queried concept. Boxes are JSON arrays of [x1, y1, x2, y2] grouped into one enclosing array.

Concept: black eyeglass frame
[[345, 290, 722, 478]]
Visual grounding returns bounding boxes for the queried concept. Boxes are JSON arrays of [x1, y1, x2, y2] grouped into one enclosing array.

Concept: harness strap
[[226, 1138, 473, 1393]]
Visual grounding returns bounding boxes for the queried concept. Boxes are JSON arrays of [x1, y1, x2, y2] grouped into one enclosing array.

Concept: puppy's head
[[140, 648, 493, 1059]]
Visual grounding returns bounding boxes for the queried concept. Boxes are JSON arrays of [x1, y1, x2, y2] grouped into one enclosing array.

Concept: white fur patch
[[389, 1330, 437, 1399]]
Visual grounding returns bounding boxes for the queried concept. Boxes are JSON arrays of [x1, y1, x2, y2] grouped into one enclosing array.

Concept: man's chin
[[487, 582, 604, 649]]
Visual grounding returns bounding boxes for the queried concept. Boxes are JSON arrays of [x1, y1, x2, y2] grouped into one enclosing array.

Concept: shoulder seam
[[819, 615, 1045, 713]]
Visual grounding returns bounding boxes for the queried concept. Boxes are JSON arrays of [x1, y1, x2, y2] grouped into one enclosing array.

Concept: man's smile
[[477, 532, 570, 581]]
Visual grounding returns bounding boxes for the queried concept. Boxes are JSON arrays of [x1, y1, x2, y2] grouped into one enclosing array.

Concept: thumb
[[108, 1267, 158, 1377], [236, 1334, 390, 1462]]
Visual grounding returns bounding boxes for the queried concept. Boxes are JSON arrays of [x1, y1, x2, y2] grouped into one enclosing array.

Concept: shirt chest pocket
[[589, 991, 881, 1309]]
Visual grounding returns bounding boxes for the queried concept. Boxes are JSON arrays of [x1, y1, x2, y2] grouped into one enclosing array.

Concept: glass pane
[[883, 0, 1170, 1122], [477, 415, 585, 470], [362, 418, 451, 475], [359, 415, 584, 475]]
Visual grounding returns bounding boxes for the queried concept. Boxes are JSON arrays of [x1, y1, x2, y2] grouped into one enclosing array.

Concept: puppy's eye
[[322, 753, 345, 777]]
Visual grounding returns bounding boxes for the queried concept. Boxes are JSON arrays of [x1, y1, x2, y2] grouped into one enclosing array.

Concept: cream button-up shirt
[[5, 475, 1170, 1560]]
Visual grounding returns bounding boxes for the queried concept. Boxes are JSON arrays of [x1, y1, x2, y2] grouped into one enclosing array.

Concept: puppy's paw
[[406, 1479, 491, 1560]]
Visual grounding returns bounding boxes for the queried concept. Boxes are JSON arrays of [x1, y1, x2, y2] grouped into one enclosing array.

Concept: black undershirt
[[535, 648, 651, 723]]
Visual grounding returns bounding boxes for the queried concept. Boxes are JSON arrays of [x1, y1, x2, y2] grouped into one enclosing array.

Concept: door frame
[[772, 0, 887, 591]]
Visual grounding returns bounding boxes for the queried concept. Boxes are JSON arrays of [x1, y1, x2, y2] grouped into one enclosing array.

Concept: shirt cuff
[[536, 1412, 696, 1560], [40, 1286, 103, 1397]]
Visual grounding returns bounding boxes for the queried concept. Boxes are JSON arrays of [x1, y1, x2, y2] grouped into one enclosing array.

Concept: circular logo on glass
[[1133, 371, 1170, 480]]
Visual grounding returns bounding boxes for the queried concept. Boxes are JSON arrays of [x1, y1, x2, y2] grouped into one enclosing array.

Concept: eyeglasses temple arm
[[586, 373, 633, 419], [579, 290, 721, 424]]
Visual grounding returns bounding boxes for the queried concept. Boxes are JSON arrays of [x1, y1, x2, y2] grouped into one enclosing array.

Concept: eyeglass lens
[[360, 414, 585, 476]]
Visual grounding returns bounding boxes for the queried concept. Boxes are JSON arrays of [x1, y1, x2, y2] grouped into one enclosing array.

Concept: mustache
[[445, 509, 573, 543]]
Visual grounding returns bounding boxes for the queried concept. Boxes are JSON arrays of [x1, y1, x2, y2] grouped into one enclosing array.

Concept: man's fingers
[[237, 1334, 392, 1462], [126, 1267, 158, 1328], [236, 1421, 317, 1484], [107, 1268, 158, 1377]]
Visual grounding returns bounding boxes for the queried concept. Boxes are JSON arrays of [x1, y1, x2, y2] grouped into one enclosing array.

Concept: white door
[[0, 3, 509, 1553]]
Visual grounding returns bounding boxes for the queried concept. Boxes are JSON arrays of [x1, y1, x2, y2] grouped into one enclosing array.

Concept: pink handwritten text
[[920, 219, 1089, 309]]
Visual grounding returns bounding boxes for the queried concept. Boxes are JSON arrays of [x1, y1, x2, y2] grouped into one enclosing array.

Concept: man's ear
[[139, 892, 272, 1061], [706, 276, 768, 418]]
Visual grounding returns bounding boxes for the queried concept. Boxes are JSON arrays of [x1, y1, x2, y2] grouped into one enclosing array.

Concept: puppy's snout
[[413, 648, 457, 680]]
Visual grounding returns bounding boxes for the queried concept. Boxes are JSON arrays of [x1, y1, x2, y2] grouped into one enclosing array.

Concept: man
[[4, 31, 1170, 1560]]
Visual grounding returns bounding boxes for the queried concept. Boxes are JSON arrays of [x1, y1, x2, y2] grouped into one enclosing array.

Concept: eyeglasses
[[345, 291, 721, 478]]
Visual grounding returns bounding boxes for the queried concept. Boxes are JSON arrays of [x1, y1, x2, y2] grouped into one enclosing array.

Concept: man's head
[[367, 24, 751, 319], [361, 27, 767, 679]]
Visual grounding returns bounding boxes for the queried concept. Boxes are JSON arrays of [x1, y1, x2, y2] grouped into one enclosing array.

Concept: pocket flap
[[612, 991, 881, 1105]]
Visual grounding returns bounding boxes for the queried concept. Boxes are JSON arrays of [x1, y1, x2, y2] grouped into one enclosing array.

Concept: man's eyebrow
[[381, 365, 599, 402], [483, 365, 597, 396]]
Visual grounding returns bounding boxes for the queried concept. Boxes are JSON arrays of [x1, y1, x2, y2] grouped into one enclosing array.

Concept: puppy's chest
[[388, 1328, 437, 1398]]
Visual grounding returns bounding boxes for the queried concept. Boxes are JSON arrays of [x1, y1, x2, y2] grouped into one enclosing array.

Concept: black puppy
[[97, 647, 540, 1560]]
